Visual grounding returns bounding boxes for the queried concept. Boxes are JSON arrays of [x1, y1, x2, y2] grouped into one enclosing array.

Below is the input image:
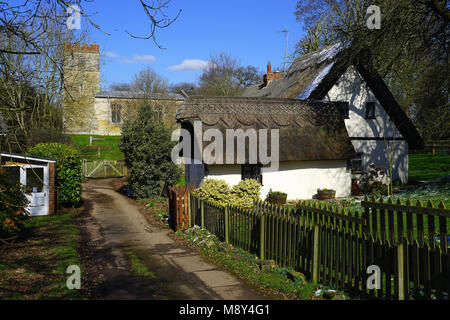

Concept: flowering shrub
[[0, 168, 30, 237]]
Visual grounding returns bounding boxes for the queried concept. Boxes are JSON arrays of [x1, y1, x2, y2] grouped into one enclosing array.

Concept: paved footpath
[[80, 178, 268, 300]]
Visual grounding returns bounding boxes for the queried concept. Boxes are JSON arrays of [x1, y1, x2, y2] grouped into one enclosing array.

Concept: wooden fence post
[[312, 224, 320, 283], [225, 206, 230, 244], [260, 209, 265, 260], [363, 195, 370, 236], [83, 159, 87, 178], [184, 187, 188, 229], [397, 241, 405, 300], [187, 187, 191, 228], [201, 200, 205, 229]]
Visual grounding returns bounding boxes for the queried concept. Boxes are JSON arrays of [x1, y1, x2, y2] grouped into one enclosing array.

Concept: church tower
[[63, 43, 100, 134]]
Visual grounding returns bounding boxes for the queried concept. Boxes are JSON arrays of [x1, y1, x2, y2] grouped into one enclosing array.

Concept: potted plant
[[317, 188, 336, 200], [266, 189, 288, 205]]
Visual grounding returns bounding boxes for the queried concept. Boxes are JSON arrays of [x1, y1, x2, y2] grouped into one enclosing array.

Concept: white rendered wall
[[323, 66, 408, 182], [351, 139, 408, 183], [205, 160, 351, 200], [324, 66, 402, 138]]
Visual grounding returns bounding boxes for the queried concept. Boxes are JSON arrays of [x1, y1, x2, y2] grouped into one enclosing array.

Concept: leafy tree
[[119, 105, 181, 198], [411, 62, 450, 143], [197, 52, 262, 97]]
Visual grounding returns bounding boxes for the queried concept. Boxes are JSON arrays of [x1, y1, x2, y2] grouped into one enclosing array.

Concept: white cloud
[[121, 54, 157, 64], [168, 59, 211, 71], [102, 51, 119, 58]]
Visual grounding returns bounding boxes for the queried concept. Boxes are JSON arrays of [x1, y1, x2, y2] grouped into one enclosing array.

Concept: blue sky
[[81, 0, 303, 89]]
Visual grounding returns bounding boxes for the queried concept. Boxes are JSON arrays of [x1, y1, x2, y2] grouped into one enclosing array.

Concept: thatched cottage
[[243, 43, 423, 185], [176, 97, 357, 200], [176, 44, 422, 200]]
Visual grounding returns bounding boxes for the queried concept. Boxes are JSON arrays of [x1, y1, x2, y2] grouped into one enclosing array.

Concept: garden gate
[[82, 160, 127, 178]]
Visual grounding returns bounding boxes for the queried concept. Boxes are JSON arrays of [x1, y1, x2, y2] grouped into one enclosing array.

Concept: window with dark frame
[[335, 101, 350, 119], [349, 152, 363, 172], [111, 104, 122, 124], [241, 164, 262, 185], [366, 102, 376, 119]]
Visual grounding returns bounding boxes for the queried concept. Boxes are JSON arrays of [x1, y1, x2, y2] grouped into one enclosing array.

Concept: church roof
[[95, 90, 185, 101]]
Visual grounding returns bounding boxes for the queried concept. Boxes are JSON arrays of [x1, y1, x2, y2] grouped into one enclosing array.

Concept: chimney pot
[[267, 61, 272, 74]]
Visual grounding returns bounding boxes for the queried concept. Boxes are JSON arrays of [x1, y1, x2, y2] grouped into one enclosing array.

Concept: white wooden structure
[[1, 153, 56, 216]]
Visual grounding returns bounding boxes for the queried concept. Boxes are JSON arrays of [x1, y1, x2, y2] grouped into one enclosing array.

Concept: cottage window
[[366, 102, 376, 119], [111, 104, 122, 124], [349, 153, 363, 172], [241, 164, 262, 184], [335, 101, 349, 119]]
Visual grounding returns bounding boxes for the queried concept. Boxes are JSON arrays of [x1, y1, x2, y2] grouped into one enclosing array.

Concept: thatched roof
[[243, 44, 423, 149], [176, 97, 356, 163]]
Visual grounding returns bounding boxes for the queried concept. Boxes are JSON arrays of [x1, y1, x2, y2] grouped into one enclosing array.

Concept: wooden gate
[[83, 160, 127, 178]]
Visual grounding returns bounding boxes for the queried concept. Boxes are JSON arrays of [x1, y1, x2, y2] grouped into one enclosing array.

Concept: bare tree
[[197, 52, 262, 97], [126, 0, 182, 49], [0, 0, 181, 55], [0, 0, 181, 153], [170, 82, 198, 96], [110, 82, 133, 92], [0, 5, 78, 152], [131, 67, 169, 95]]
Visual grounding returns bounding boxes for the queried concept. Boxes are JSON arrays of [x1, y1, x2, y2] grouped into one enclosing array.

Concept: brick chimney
[[263, 61, 283, 87]]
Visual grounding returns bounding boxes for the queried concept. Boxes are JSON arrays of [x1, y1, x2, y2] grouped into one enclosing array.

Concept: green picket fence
[[179, 192, 450, 299]]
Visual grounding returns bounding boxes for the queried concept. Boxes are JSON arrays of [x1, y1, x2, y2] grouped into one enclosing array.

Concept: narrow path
[[79, 178, 267, 300]]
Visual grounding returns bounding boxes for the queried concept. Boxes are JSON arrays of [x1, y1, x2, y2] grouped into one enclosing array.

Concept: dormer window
[[366, 102, 376, 119], [335, 101, 349, 119]]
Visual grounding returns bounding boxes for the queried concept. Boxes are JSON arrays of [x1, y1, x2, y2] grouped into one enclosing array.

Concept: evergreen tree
[[119, 105, 181, 198]]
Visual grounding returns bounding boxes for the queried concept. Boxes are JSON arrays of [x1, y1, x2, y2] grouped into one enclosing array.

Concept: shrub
[[317, 188, 336, 193], [265, 189, 288, 205], [27, 143, 82, 207], [267, 189, 287, 197], [193, 178, 262, 208], [229, 179, 262, 208], [119, 105, 181, 198], [369, 183, 388, 199], [0, 168, 30, 237], [192, 178, 231, 206]]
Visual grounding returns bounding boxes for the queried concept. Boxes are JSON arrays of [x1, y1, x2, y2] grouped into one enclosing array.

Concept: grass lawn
[[0, 210, 83, 300], [70, 134, 124, 160], [409, 153, 450, 181]]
